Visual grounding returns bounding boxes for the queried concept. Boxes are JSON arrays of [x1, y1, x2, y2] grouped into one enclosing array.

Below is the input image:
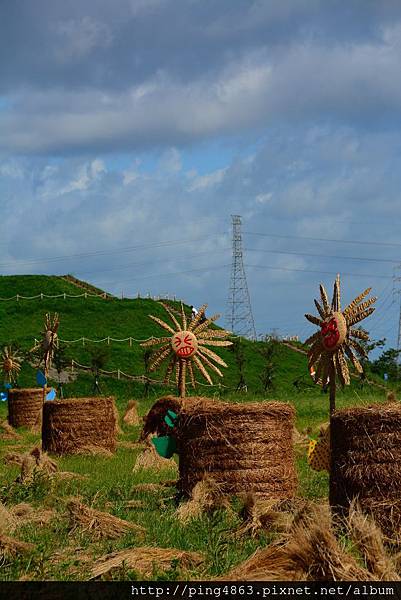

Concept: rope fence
[[70, 359, 226, 388], [0, 292, 180, 302], [33, 336, 157, 346]]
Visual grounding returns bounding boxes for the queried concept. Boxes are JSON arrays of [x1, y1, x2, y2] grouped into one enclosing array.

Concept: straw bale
[[133, 442, 178, 474], [67, 498, 146, 540], [143, 396, 297, 500], [90, 546, 204, 579], [7, 388, 44, 431], [42, 396, 117, 455], [0, 534, 35, 559], [123, 400, 141, 426], [330, 403, 401, 534], [224, 503, 371, 581], [176, 478, 231, 524]]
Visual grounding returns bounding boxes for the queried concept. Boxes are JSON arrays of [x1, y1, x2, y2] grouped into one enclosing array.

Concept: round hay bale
[[330, 403, 401, 534], [7, 388, 44, 431], [143, 396, 297, 500], [42, 397, 117, 455]]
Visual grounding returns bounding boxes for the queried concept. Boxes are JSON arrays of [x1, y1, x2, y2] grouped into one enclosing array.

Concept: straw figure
[[304, 275, 376, 415], [31, 313, 59, 401], [1, 347, 22, 386], [141, 303, 232, 397]]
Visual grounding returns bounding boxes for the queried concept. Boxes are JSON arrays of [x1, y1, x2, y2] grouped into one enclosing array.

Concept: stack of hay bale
[[330, 403, 401, 534], [143, 396, 297, 501]]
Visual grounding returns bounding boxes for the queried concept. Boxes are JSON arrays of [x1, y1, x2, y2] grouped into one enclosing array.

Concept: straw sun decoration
[[141, 303, 232, 397], [305, 275, 376, 413]]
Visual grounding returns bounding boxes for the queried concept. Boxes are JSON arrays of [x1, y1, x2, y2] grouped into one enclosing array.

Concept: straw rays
[[141, 303, 232, 397], [1, 347, 22, 384], [305, 275, 376, 409]]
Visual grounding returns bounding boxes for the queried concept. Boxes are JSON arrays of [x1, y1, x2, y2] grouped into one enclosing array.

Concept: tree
[[258, 337, 279, 392], [87, 346, 110, 394], [371, 348, 401, 382], [229, 337, 247, 392]]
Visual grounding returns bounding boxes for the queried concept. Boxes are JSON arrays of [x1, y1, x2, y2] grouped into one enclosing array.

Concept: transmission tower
[[226, 215, 257, 340]]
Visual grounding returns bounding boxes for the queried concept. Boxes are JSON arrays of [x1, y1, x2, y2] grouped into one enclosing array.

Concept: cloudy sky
[[2, 0, 401, 354]]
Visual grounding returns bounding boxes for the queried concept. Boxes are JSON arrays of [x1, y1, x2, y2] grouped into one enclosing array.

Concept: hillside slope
[[0, 275, 386, 404]]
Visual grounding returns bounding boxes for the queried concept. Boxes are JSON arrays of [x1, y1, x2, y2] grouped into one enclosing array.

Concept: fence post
[[107, 337, 110, 345], [129, 337, 132, 347], [71, 360, 74, 374], [84, 292, 87, 299], [16, 294, 19, 301], [117, 369, 120, 380], [63, 293, 66, 300], [82, 338, 85, 346]]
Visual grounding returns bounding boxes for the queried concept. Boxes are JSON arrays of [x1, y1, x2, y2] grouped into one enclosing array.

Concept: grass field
[[0, 275, 396, 581]]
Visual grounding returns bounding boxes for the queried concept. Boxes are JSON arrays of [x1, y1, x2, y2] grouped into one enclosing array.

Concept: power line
[[245, 231, 401, 248], [245, 264, 393, 279], [0, 235, 222, 269], [70, 248, 230, 277], [245, 247, 401, 264], [89, 264, 230, 287]]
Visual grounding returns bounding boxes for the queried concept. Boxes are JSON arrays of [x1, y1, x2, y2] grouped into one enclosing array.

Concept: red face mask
[[321, 317, 340, 350], [171, 331, 198, 358]]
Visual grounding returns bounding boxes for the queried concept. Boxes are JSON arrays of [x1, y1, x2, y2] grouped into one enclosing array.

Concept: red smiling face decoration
[[320, 312, 347, 351], [171, 331, 198, 358]]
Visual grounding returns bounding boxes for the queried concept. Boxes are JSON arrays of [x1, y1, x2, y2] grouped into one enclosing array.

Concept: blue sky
[[1, 0, 401, 357]]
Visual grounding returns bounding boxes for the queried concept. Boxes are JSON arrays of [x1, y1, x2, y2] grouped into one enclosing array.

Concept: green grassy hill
[[0, 275, 391, 428]]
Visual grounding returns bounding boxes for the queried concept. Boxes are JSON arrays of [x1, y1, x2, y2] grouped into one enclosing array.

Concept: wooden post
[[329, 359, 336, 416]]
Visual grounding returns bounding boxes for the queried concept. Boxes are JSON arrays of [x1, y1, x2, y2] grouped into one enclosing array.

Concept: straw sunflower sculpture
[[141, 303, 232, 397], [305, 274, 376, 413], [32, 313, 60, 378], [1, 346, 22, 385]]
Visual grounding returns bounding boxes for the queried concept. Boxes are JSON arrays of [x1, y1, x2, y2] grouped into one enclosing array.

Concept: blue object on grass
[[46, 388, 56, 401], [0, 392, 7, 402], [4, 383, 12, 389], [36, 370, 47, 387]]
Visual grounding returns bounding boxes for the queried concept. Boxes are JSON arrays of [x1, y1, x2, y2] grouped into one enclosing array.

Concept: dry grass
[[123, 400, 141, 426], [347, 502, 400, 580], [130, 483, 167, 494], [176, 478, 231, 524], [0, 420, 21, 441], [67, 498, 146, 540], [0, 501, 55, 535], [0, 534, 35, 560], [18, 446, 58, 483], [234, 494, 298, 538], [90, 546, 205, 579], [118, 441, 146, 450], [133, 442, 178, 474], [224, 503, 372, 581]]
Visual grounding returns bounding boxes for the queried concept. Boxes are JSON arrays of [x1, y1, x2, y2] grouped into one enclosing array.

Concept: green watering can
[[152, 410, 178, 458], [152, 435, 177, 458]]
